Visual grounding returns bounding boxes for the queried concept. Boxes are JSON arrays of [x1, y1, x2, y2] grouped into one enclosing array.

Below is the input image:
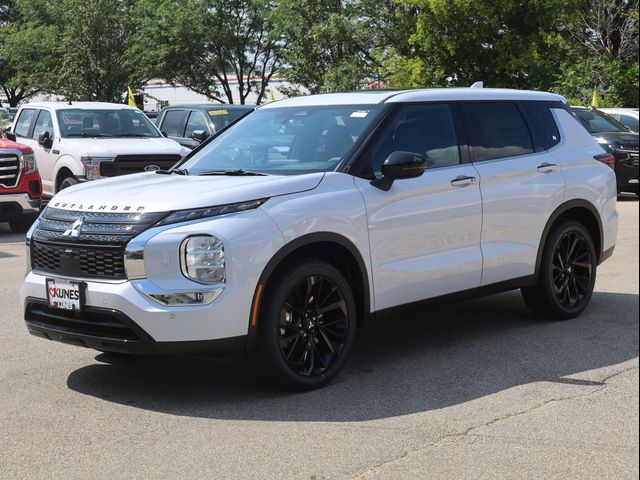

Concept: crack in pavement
[[351, 364, 639, 480]]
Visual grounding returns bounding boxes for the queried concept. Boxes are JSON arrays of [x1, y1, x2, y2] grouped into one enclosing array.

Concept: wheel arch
[[247, 232, 371, 350], [534, 199, 603, 278]]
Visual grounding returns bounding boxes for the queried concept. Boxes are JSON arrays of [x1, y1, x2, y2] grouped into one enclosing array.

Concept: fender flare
[[246, 232, 371, 350], [534, 199, 603, 278]]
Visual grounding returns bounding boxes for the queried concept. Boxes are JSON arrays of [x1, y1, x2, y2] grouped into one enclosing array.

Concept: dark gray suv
[[156, 104, 254, 149]]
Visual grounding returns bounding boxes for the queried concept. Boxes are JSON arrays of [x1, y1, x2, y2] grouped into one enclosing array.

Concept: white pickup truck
[[9, 102, 189, 197]]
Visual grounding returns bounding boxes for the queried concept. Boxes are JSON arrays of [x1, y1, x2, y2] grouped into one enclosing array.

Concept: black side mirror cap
[[191, 130, 209, 142], [371, 151, 427, 191], [6, 131, 17, 142], [38, 131, 53, 149]]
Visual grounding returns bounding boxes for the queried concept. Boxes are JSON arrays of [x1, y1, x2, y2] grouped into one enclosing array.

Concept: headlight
[[156, 198, 267, 226], [180, 235, 225, 284], [81, 156, 115, 180], [21, 153, 38, 174]]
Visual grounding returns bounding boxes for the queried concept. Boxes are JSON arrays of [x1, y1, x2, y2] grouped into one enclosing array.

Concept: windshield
[[573, 109, 628, 134], [181, 105, 383, 175], [56, 108, 161, 138], [208, 107, 252, 131]]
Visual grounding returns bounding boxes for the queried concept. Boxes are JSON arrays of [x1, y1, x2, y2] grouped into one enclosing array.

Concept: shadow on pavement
[[0, 223, 26, 245], [67, 290, 639, 422]]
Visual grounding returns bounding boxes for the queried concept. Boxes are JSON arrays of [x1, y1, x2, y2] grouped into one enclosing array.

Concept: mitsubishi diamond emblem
[[63, 218, 84, 238]]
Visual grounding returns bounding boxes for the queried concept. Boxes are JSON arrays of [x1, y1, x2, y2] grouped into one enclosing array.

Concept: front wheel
[[522, 220, 597, 319], [255, 259, 357, 390]]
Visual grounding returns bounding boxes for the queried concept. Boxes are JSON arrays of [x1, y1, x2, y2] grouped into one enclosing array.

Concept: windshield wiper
[[66, 132, 114, 138], [199, 169, 267, 176], [155, 168, 189, 175], [114, 133, 155, 138]]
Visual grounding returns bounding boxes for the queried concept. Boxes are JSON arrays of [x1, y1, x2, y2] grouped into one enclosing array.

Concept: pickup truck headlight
[[21, 153, 38, 174], [81, 156, 114, 180], [180, 235, 225, 284]]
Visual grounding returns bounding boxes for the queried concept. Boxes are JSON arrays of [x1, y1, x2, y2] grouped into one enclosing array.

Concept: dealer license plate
[[46, 278, 82, 311]]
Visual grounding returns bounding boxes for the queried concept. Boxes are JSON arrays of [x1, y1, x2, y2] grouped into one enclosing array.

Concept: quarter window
[[368, 103, 461, 176], [522, 101, 561, 150], [465, 102, 534, 161], [14, 109, 36, 138], [31, 110, 53, 141], [160, 110, 188, 137]]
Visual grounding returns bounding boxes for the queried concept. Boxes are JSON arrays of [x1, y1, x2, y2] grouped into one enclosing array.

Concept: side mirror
[[38, 131, 53, 149], [371, 151, 427, 191], [161, 130, 168, 137], [191, 130, 208, 142], [6, 131, 17, 142]]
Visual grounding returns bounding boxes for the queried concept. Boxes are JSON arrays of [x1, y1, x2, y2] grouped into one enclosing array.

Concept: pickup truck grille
[[31, 207, 167, 280], [0, 152, 20, 188], [100, 154, 182, 176]]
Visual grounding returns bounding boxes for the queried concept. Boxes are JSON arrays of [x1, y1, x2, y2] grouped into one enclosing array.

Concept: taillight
[[594, 153, 615, 170]]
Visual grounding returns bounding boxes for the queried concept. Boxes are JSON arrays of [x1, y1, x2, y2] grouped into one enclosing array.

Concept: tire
[[255, 258, 357, 391], [59, 176, 79, 191], [9, 213, 38, 233], [522, 220, 597, 320]]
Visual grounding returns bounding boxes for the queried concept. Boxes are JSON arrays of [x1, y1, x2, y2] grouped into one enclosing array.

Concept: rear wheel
[[255, 259, 356, 390], [522, 220, 597, 319], [59, 176, 78, 191]]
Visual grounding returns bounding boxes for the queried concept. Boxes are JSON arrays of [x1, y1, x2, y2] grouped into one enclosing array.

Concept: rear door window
[[160, 110, 188, 137], [618, 114, 639, 132], [14, 109, 37, 138], [465, 102, 534, 161]]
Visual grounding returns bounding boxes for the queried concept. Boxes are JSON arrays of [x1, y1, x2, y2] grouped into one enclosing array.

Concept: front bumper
[[25, 298, 247, 354], [0, 192, 40, 220]]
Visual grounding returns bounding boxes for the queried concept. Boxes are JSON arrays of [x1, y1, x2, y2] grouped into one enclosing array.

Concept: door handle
[[451, 175, 476, 187], [537, 162, 558, 173]]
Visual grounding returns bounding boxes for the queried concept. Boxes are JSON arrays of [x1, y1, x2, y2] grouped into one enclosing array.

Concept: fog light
[[148, 289, 223, 306], [180, 235, 225, 284]]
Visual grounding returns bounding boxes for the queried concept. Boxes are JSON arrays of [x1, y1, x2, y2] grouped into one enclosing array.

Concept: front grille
[[0, 152, 20, 187], [32, 241, 126, 279], [31, 207, 167, 280], [101, 154, 182, 176], [25, 301, 147, 342], [33, 207, 167, 245]]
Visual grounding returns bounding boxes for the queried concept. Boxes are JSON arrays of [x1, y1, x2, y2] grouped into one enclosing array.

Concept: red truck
[[0, 130, 42, 232]]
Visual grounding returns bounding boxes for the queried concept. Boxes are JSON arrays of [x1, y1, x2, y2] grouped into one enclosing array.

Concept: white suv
[[9, 102, 188, 197], [21, 89, 618, 390]]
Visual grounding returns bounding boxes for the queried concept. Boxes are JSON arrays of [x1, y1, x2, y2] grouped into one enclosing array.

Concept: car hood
[[592, 131, 639, 149], [49, 172, 325, 213], [58, 137, 186, 156]]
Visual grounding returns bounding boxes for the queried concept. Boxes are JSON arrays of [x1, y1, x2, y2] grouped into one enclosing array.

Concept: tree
[[137, 0, 281, 105], [556, 0, 639, 106], [384, 0, 573, 90]]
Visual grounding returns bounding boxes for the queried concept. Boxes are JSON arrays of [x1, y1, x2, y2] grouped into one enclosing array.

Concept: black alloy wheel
[[550, 230, 594, 308], [522, 220, 597, 319], [256, 259, 356, 390], [278, 275, 349, 377]]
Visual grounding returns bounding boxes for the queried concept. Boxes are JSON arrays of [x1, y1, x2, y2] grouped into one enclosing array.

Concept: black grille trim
[[25, 300, 151, 343], [33, 207, 167, 245], [101, 154, 182, 176], [31, 240, 126, 280]]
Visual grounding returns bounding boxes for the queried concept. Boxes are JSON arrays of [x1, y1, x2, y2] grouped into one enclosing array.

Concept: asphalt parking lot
[[0, 198, 638, 480]]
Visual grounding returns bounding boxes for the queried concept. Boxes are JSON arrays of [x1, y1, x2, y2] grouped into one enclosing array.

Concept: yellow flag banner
[[128, 87, 137, 108]]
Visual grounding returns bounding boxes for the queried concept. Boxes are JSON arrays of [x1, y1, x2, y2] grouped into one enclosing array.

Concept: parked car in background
[[0, 129, 42, 232], [21, 89, 618, 390], [7, 102, 189, 197], [156, 104, 254, 149], [572, 106, 639, 196], [0, 106, 14, 126], [600, 108, 639, 133]]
